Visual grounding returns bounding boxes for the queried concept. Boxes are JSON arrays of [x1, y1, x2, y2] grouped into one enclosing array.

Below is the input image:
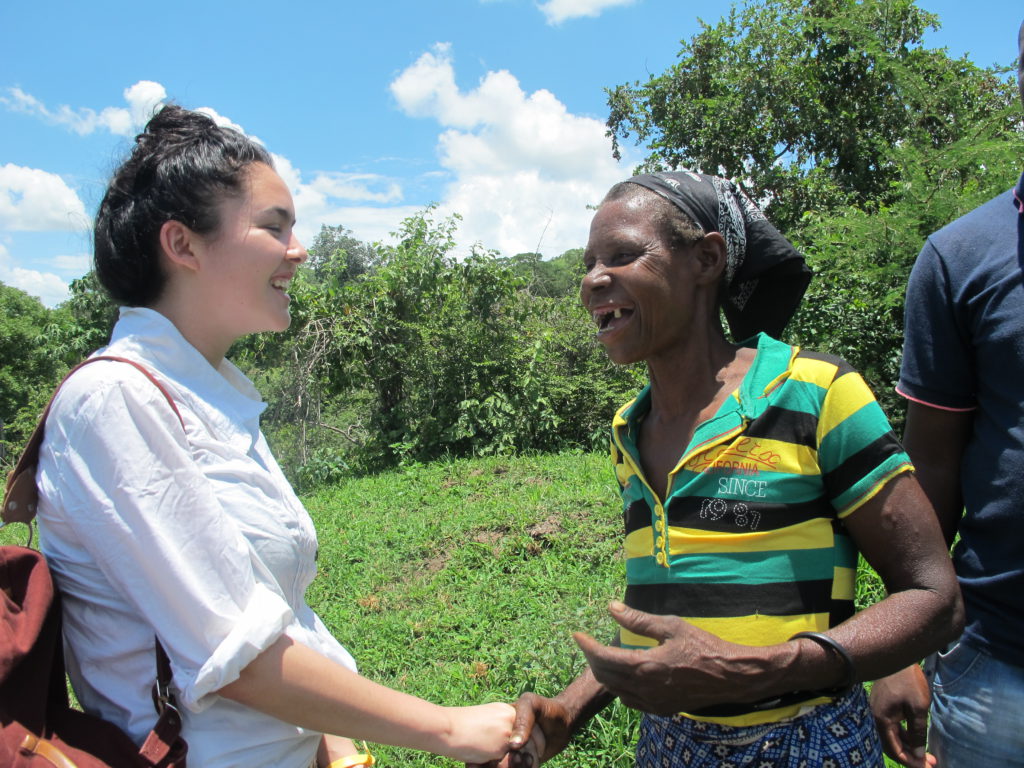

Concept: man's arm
[[901, 401, 972, 545], [868, 400, 972, 766]]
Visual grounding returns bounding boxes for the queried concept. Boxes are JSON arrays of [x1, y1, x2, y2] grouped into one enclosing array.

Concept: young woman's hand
[[466, 698, 552, 767], [440, 702, 516, 763]]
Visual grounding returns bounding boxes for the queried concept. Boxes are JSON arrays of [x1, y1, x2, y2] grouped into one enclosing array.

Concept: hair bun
[[93, 103, 272, 307]]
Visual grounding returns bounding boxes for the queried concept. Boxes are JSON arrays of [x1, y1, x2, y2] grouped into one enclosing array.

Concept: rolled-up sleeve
[[817, 369, 913, 517], [43, 372, 293, 711]]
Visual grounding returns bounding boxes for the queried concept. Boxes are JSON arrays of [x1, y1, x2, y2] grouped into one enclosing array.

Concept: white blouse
[[37, 307, 357, 768]]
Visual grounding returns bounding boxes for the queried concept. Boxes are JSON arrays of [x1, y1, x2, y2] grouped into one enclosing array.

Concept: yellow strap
[[19, 732, 80, 768], [326, 743, 375, 768]]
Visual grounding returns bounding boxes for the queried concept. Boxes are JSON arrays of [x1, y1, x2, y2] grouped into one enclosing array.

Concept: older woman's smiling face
[[580, 197, 705, 366]]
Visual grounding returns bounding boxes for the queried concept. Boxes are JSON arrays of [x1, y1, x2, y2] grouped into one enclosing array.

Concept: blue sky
[[2, 0, 1021, 306]]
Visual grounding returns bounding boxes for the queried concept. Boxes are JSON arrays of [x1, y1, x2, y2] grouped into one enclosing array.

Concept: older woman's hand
[[466, 692, 568, 768], [573, 601, 764, 715]]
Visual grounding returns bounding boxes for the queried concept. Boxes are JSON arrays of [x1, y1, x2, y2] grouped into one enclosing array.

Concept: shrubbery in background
[[234, 208, 643, 488], [3, 0, 1022, 484]]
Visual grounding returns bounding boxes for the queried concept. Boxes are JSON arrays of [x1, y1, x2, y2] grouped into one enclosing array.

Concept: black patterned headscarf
[[625, 171, 811, 341]]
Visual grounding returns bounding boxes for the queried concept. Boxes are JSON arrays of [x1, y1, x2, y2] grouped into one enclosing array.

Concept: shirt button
[[655, 519, 665, 532], [656, 536, 665, 549], [656, 552, 667, 565]]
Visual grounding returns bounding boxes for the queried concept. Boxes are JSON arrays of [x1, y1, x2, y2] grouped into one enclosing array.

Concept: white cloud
[[0, 164, 89, 232], [0, 84, 414, 289], [537, 0, 637, 24], [0, 80, 261, 141], [195, 106, 249, 136], [390, 44, 626, 258], [7, 71, 612, 287], [124, 81, 167, 128], [0, 242, 70, 307], [52, 252, 91, 273], [0, 83, 410, 298], [271, 153, 414, 246], [2, 81, 166, 137]]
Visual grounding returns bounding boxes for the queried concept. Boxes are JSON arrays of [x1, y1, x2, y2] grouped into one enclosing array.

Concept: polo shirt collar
[[612, 333, 798, 460]]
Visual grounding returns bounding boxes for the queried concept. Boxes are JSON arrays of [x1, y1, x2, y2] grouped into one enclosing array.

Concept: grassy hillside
[[3, 450, 892, 766], [304, 451, 640, 766], [303, 450, 888, 766]]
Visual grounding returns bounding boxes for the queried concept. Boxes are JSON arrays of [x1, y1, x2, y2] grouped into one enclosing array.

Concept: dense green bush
[[0, 280, 110, 467], [786, 136, 1023, 427], [7, 0, 1022, 488], [240, 208, 643, 484]]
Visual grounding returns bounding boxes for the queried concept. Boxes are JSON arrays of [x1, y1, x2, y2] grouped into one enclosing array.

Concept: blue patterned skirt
[[635, 686, 883, 768]]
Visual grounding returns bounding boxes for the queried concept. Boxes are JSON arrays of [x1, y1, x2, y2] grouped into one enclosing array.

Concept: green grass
[[2, 450, 900, 766], [303, 452, 896, 766], [304, 451, 639, 766]]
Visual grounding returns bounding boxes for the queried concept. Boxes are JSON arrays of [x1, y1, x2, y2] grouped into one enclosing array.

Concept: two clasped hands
[[467, 600, 743, 767]]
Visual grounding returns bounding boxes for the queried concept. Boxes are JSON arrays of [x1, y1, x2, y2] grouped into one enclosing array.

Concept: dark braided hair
[[93, 104, 273, 306]]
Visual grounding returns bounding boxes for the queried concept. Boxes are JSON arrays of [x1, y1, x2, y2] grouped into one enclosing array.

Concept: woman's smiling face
[[193, 162, 307, 345], [580, 196, 705, 366]]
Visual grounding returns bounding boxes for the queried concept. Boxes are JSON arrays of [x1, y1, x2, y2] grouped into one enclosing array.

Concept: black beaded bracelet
[[788, 631, 856, 693], [691, 631, 859, 717]]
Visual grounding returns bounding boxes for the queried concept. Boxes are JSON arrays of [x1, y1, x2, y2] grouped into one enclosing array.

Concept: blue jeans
[[928, 639, 1024, 767]]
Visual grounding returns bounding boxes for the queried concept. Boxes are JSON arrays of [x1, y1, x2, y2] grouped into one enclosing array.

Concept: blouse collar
[[103, 307, 267, 452]]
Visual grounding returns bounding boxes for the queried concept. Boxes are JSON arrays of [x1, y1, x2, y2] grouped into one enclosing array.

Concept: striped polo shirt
[[610, 333, 912, 725]]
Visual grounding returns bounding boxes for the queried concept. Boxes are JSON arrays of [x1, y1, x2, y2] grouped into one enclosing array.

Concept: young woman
[[35, 105, 514, 768]]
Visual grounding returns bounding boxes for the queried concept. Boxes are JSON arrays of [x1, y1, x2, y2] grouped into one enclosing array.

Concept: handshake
[[452, 601, 733, 767]]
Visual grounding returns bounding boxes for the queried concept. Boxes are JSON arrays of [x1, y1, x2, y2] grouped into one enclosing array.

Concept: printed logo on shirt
[[716, 475, 768, 498], [699, 497, 761, 531], [690, 438, 782, 476]]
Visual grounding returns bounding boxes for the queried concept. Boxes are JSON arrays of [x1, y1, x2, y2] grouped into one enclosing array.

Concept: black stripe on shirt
[[823, 431, 905, 504], [665, 495, 834, 533], [744, 405, 819, 448], [830, 599, 856, 627], [624, 498, 653, 536], [625, 579, 834, 618]]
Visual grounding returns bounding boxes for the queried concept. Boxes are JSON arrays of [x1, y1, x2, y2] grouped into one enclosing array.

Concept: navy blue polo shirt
[[899, 172, 1024, 665]]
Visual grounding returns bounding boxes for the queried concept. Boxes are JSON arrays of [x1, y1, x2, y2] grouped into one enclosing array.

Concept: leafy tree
[[227, 265, 345, 485], [306, 224, 378, 287], [606, 0, 1020, 232], [328, 208, 525, 467], [58, 271, 119, 359], [504, 249, 586, 298], [605, 0, 1023, 428], [788, 133, 1023, 422], [0, 283, 78, 466], [251, 208, 640, 479]]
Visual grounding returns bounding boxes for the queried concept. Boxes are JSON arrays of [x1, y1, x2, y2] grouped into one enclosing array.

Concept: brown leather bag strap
[[1, 356, 187, 763], [141, 637, 186, 767], [3, 356, 184, 528], [152, 637, 178, 714], [139, 707, 185, 767]]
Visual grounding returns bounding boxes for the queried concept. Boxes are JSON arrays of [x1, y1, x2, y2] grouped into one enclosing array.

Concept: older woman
[[488, 172, 962, 768]]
